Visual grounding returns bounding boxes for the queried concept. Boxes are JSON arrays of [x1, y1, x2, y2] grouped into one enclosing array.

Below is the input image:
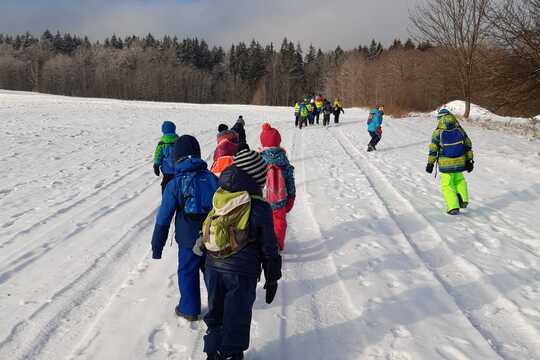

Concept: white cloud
[[0, 0, 420, 49]]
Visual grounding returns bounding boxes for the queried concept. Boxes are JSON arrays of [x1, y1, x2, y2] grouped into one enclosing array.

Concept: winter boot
[[447, 208, 460, 216], [217, 351, 244, 360], [457, 194, 468, 209], [175, 306, 198, 321], [367, 145, 375, 152]]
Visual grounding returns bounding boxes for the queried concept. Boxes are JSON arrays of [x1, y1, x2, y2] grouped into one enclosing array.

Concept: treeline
[[0, 14, 538, 117]]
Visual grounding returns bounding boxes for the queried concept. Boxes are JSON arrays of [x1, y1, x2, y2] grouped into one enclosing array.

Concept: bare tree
[[486, 0, 540, 114], [410, 0, 491, 118]]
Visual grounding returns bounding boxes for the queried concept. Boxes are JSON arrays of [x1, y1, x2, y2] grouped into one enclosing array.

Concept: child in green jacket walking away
[[153, 121, 179, 194], [425, 109, 474, 215]]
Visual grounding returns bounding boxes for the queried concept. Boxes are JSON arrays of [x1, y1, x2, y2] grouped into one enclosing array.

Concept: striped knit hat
[[233, 149, 267, 188]]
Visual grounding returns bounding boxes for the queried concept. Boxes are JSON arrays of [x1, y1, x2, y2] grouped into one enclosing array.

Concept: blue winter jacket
[[206, 165, 281, 278], [260, 147, 296, 210], [367, 109, 384, 132], [152, 157, 214, 258]]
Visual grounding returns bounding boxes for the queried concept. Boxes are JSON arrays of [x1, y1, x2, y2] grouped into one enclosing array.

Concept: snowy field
[[1, 91, 540, 360]]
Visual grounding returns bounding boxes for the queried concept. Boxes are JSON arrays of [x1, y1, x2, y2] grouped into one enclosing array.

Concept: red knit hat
[[260, 123, 281, 148]]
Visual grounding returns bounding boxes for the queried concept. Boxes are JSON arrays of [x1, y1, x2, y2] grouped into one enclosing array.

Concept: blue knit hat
[[438, 109, 451, 117], [174, 135, 201, 161], [161, 121, 176, 135]]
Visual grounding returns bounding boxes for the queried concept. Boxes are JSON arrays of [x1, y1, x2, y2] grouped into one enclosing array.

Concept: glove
[[192, 236, 205, 257], [264, 282, 278, 304], [426, 163, 434, 174], [285, 197, 295, 213], [153, 164, 160, 177], [466, 160, 474, 173], [263, 256, 282, 281]]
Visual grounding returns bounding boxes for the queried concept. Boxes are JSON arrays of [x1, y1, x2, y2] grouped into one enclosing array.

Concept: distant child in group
[[298, 100, 309, 129], [333, 99, 345, 124], [231, 116, 247, 146], [259, 123, 296, 251], [211, 128, 239, 177], [367, 104, 384, 152], [322, 98, 333, 127], [426, 109, 474, 215], [200, 150, 282, 360], [153, 121, 179, 194], [151, 135, 218, 321]]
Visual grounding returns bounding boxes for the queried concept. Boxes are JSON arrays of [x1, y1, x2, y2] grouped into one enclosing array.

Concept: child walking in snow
[[259, 123, 296, 251], [153, 121, 179, 193], [151, 135, 218, 321], [425, 109, 474, 215], [200, 150, 282, 359], [367, 105, 384, 152], [211, 129, 239, 177]]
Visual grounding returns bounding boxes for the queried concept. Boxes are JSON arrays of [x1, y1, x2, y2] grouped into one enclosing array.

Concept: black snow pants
[[323, 114, 331, 126], [368, 131, 381, 148], [203, 267, 258, 357]]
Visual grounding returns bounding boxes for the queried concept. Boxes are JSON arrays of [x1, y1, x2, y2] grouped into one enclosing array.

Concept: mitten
[[264, 282, 278, 304], [426, 163, 434, 174], [466, 160, 474, 173], [153, 164, 160, 176]]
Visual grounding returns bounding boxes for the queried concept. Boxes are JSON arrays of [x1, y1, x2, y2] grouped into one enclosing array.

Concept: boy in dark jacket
[[322, 99, 333, 127], [151, 135, 218, 321], [202, 150, 282, 360], [153, 121, 179, 193], [231, 116, 247, 146]]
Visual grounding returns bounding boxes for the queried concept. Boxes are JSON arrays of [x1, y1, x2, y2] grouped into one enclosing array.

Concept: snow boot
[[367, 145, 375, 152], [448, 208, 460, 216], [175, 306, 198, 321], [457, 194, 468, 209], [218, 352, 244, 360]]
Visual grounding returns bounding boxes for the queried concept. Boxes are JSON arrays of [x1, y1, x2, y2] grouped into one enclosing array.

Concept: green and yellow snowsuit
[[427, 114, 474, 212]]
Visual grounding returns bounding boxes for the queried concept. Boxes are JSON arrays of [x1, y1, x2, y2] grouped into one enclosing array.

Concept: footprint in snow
[[386, 351, 413, 360], [391, 325, 411, 339], [436, 345, 471, 360]]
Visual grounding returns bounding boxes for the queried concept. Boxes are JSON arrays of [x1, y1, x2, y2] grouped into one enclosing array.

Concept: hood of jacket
[[175, 157, 208, 174], [214, 139, 239, 160], [218, 165, 262, 196], [260, 147, 289, 167], [437, 114, 459, 130]]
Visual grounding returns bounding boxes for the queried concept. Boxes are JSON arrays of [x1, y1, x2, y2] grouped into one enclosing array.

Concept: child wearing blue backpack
[[151, 135, 218, 321], [425, 109, 474, 215], [153, 121, 179, 194]]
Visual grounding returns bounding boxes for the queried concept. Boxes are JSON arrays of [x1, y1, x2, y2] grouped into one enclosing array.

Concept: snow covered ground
[[1, 91, 539, 360]]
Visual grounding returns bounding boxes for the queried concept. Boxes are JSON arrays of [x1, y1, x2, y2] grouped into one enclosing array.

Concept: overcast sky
[[0, 0, 422, 50]]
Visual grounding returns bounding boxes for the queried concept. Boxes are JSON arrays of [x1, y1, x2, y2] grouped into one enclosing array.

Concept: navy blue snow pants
[[203, 267, 258, 355]]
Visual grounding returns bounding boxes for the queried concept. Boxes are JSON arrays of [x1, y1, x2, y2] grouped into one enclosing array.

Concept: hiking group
[[294, 95, 344, 129], [149, 104, 474, 359], [151, 117, 294, 360]]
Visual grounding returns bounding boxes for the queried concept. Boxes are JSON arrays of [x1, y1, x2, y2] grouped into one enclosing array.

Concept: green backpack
[[202, 188, 263, 258]]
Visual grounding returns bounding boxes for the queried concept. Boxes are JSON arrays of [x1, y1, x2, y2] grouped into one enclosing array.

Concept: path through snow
[[1, 91, 539, 359]]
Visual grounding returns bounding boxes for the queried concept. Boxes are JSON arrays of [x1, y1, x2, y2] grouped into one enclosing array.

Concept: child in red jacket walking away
[[259, 123, 296, 251]]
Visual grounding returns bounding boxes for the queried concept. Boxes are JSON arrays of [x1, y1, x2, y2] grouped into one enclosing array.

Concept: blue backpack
[[177, 170, 218, 220], [161, 143, 176, 175], [440, 128, 466, 158]]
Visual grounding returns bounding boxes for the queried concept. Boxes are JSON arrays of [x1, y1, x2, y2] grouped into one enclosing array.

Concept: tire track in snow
[[329, 126, 540, 360], [0, 210, 156, 360]]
